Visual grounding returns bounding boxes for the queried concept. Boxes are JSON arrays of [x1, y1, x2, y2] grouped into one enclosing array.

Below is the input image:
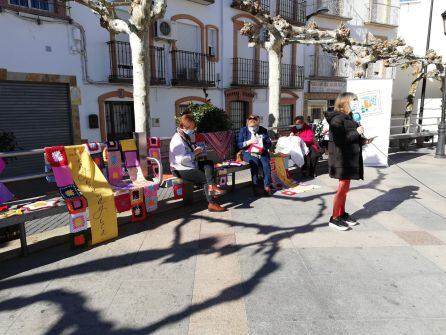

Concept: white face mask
[[248, 126, 259, 132], [184, 128, 195, 136], [350, 100, 360, 113]]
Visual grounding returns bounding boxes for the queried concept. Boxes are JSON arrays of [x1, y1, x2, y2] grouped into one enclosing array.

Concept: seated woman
[[291, 116, 321, 178], [237, 115, 273, 196], [169, 114, 227, 212]]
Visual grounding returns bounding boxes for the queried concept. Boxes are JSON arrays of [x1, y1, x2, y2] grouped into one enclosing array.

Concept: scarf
[[177, 128, 197, 153]]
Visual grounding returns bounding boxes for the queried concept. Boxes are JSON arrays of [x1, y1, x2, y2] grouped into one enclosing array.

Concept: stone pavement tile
[[394, 202, 446, 231], [393, 231, 445, 246], [372, 211, 423, 231], [310, 275, 417, 320], [188, 321, 248, 335], [130, 248, 197, 281], [414, 246, 446, 271], [343, 319, 434, 335], [243, 277, 332, 322], [7, 278, 122, 331], [395, 274, 446, 318], [198, 233, 235, 250], [298, 248, 376, 277], [235, 231, 294, 249], [248, 321, 307, 335], [238, 248, 307, 282], [105, 280, 192, 329], [428, 319, 446, 334], [194, 253, 241, 281], [426, 230, 446, 243], [290, 231, 408, 248], [358, 246, 444, 276]]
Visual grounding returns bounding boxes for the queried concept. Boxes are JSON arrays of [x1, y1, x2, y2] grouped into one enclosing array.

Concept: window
[[208, 28, 217, 56], [230, 101, 249, 134], [10, 0, 51, 11], [279, 105, 293, 127]]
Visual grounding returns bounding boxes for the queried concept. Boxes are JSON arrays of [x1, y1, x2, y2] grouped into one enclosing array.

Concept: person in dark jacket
[[237, 115, 273, 196], [325, 92, 374, 231]]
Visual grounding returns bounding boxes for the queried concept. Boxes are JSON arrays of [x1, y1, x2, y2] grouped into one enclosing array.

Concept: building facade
[[303, 0, 400, 122], [0, 0, 399, 177]]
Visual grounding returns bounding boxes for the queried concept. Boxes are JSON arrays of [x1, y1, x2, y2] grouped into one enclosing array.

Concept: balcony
[[314, 0, 352, 20], [107, 41, 166, 85], [4, 0, 69, 19], [365, 1, 399, 27], [281, 64, 305, 89], [186, 0, 214, 4], [307, 54, 349, 78], [366, 62, 395, 79], [231, 58, 304, 89], [170, 50, 215, 87], [277, 0, 306, 26], [231, 0, 270, 13]]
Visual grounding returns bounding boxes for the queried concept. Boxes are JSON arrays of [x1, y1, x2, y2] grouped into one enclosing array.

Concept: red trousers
[[332, 179, 350, 218]]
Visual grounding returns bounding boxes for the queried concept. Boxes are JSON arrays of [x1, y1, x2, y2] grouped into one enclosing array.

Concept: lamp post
[[435, 11, 446, 158]]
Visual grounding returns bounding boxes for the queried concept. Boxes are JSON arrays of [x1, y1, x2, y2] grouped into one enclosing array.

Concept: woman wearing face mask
[[169, 114, 227, 212], [290, 115, 320, 178], [324, 92, 374, 231], [237, 115, 273, 196]]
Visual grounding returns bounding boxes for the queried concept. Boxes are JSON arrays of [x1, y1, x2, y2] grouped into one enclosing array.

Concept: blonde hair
[[334, 92, 357, 115]]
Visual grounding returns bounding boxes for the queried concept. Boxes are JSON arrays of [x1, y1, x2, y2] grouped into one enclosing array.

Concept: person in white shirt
[[169, 114, 227, 212]]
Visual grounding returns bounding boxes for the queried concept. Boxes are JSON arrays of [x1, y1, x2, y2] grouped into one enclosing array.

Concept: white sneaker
[[341, 212, 359, 226]]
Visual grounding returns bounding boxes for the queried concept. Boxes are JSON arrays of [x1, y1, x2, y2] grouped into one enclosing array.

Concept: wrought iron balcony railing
[[231, 0, 270, 13], [232, 58, 304, 89], [307, 54, 349, 78], [170, 50, 216, 87], [277, 0, 306, 25], [107, 41, 166, 85], [367, 1, 399, 26]]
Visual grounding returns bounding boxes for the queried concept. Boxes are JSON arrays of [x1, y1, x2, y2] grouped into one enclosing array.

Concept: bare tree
[[234, 0, 444, 133], [74, 0, 167, 135]]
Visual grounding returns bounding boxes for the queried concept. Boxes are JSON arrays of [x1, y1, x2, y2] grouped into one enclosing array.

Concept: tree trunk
[[268, 46, 282, 129], [129, 31, 151, 135], [402, 69, 422, 134]]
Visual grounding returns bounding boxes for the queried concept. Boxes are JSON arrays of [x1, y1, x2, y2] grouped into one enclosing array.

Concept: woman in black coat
[[324, 92, 374, 231]]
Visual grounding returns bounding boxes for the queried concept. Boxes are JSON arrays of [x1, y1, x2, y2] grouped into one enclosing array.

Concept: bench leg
[[231, 173, 236, 192], [182, 182, 194, 205], [18, 221, 28, 256]]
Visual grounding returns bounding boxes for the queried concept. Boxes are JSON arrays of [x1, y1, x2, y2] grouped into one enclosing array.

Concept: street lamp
[[435, 11, 446, 158], [306, 7, 329, 21]]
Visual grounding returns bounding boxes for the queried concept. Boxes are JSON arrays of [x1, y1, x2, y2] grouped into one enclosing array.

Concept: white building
[[303, 0, 400, 122], [0, 0, 399, 177], [392, 0, 445, 134]]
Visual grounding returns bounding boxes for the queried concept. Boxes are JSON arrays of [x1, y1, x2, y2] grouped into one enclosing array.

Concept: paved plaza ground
[[1, 147, 446, 335]]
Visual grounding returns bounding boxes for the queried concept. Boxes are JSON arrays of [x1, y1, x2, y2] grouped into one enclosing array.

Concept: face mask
[[248, 126, 259, 132], [350, 100, 360, 113], [184, 129, 195, 136], [294, 124, 303, 130]]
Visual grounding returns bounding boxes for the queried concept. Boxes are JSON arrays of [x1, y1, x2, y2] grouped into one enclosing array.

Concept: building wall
[[392, 0, 445, 123]]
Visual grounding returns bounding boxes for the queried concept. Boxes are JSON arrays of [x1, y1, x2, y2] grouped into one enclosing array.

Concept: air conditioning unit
[[154, 20, 177, 41]]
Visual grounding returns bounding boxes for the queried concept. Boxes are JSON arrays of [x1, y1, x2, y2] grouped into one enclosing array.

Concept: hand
[[248, 138, 258, 145], [356, 126, 364, 135], [289, 132, 295, 137], [193, 147, 203, 155], [364, 137, 375, 145]]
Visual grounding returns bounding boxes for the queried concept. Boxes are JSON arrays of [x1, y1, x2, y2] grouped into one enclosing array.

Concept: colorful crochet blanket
[[203, 131, 234, 160]]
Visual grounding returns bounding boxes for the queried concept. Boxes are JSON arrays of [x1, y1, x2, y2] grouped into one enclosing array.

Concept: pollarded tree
[[74, 0, 167, 135], [234, 0, 444, 133]]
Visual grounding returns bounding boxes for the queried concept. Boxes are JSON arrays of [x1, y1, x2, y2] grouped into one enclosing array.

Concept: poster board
[[346, 79, 393, 167]]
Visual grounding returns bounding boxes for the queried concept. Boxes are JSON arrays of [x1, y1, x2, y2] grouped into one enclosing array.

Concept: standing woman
[[324, 92, 373, 231]]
